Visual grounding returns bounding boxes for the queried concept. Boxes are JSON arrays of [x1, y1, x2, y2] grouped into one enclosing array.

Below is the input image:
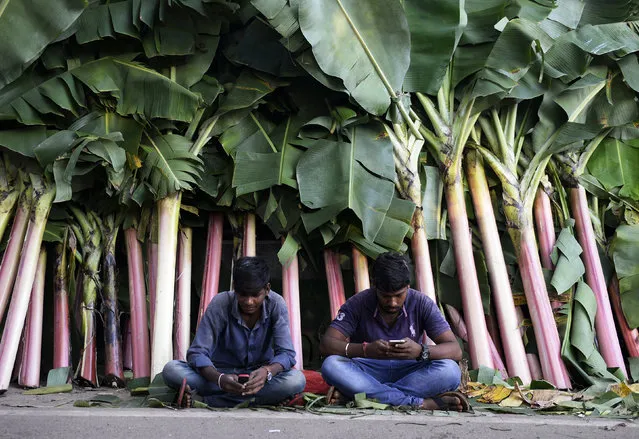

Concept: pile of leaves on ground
[[21, 364, 639, 418]]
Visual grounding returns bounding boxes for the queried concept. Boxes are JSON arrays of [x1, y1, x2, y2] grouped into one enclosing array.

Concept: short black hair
[[371, 252, 410, 292], [233, 257, 270, 294]]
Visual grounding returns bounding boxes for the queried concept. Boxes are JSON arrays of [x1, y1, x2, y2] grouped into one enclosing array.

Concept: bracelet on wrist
[[362, 342, 368, 358], [217, 373, 225, 388], [344, 342, 351, 358]]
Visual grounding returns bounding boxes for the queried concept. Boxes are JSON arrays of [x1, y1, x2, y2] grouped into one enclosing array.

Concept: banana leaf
[[297, 123, 396, 241], [139, 132, 203, 200], [609, 224, 639, 328], [298, 0, 410, 115], [0, 0, 87, 88]]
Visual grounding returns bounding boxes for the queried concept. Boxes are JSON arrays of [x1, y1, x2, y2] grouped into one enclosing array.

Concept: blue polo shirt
[[330, 288, 450, 342], [187, 291, 296, 371]]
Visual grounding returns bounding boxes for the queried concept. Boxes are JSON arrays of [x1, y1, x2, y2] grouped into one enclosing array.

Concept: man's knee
[[280, 369, 306, 394], [162, 360, 185, 387], [436, 359, 461, 390], [320, 355, 345, 378]]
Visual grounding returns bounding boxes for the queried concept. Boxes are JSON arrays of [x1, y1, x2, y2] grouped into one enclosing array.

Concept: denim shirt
[[330, 288, 451, 343], [187, 291, 296, 371]]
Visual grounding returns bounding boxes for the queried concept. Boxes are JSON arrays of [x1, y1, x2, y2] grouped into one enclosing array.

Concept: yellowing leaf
[[466, 382, 489, 398], [478, 386, 512, 404], [611, 382, 633, 398], [130, 154, 142, 169], [499, 393, 525, 407], [628, 383, 639, 393]]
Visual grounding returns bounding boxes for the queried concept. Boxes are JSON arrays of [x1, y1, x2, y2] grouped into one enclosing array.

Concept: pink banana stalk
[[608, 275, 639, 357], [53, 239, 71, 370], [519, 225, 571, 388], [198, 212, 223, 326], [125, 228, 150, 378], [324, 249, 346, 319], [0, 176, 54, 392], [174, 227, 192, 361], [17, 248, 46, 388], [282, 241, 303, 369], [0, 190, 31, 324], [351, 246, 370, 293], [445, 305, 507, 378], [534, 188, 556, 271], [444, 175, 493, 369], [527, 354, 543, 380], [465, 151, 531, 383], [571, 186, 627, 377]]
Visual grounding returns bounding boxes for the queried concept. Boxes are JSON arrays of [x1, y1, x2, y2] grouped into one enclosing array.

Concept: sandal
[[431, 391, 473, 413], [176, 378, 193, 409]]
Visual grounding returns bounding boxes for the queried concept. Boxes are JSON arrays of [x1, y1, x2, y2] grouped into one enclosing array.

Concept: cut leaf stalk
[[18, 247, 46, 388], [174, 227, 192, 361], [0, 176, 54, 392]]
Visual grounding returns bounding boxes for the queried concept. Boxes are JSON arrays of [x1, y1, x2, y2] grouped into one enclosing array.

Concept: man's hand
[[387, 338, 422, 359], [365, 339, 392, 358], [241, 367, 269, 395], [219, 374, 245, 394]]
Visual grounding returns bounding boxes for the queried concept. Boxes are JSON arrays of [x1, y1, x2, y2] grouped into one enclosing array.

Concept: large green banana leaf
[[73, 58, 202, 122], [1, 57, 202, 124], [587, 138, 639, 200], [609, 225, 639, 329], [297, 0, 410, 115], [403, 0, 466, 94], [297, 123, 396, 241], [232, 115, 306, 195], [0, 0, 87, 88]]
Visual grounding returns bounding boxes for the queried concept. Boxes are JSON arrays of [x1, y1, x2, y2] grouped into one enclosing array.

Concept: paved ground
[[0, 384, 637, 439]]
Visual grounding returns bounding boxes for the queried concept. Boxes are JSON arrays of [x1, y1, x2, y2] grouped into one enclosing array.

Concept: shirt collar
[[373, 304, 408, 318]]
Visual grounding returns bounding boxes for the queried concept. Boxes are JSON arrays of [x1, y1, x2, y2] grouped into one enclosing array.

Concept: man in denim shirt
[[320, 252, 469, 411], [163, 257, 305, 407]]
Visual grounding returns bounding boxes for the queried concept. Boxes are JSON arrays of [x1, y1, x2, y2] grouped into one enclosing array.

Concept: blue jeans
[[320, 356, 461, 407], [162, 360, 306, 407]]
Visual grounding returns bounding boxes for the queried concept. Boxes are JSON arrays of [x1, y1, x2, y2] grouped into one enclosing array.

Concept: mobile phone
[[389, 339, 406, 344], [238, 374, 250, 384]]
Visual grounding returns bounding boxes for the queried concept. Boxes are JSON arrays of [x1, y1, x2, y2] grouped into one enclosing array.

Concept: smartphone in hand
[[389, 339, 406, 346], [238, 374, 250, 384]]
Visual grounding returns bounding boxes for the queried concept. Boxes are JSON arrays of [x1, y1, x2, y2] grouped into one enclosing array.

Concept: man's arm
[[389, 330, 462, 361], [320, 327, 393, 359]]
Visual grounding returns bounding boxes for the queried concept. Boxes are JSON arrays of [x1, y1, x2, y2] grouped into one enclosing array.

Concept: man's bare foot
[[421, 391, 471, 412]]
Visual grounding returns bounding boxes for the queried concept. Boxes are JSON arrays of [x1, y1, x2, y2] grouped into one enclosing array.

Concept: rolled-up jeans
[[162, 360, 306, 407], [320, 356, 461, 407]]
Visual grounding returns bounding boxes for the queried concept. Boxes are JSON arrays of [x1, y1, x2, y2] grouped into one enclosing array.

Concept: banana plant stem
[[571, 186, 627, 377], [198, 213, 223, 327], [18, 248, 46, 388], [174, 227, 192, 361], [125, 228, 150, 378], [282, 240, 303, 370]]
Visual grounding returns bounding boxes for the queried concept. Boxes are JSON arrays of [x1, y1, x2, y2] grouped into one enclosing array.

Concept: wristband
[[362, 342, 368, 358], [345, 342, 351, 358], [217, 373, 225, 388]]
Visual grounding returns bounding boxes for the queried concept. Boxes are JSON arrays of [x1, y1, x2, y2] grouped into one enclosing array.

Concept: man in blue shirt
[[163, 257, 306, 407], [320, 252, 469, 411]]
